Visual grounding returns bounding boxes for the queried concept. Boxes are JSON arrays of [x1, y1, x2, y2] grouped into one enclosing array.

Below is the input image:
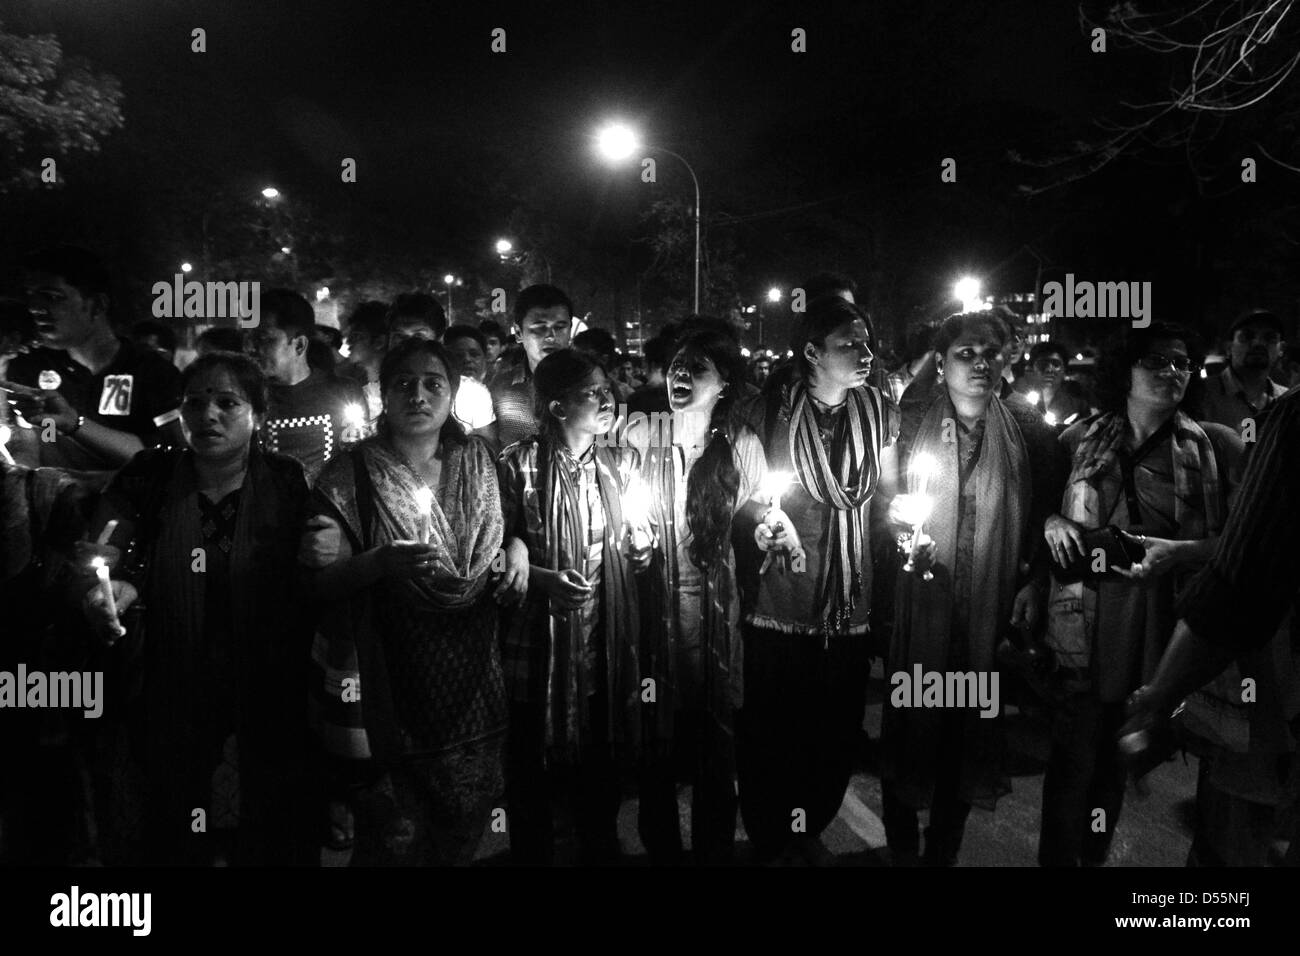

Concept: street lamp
[[954, 276, 983, 313], [261, 186, 281, 200], [444, 274, 458, 322], [767, 287, 782, 303], [595, 121, 702, 314], [495, 238, 514, 256], [180, 262, 193, 274]]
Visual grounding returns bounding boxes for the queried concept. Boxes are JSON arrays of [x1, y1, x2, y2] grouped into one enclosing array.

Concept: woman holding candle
[[880, 310, 1067, 866], [304, 337, 508, 866], [627, 326, 769, 864], [735, 295, 897, 865], [82, 351, 315, 865], [496, 348, 647, 864], [1038, 323, 1245, 867]]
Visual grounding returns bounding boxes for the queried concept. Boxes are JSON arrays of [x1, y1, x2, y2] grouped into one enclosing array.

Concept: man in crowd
[[249, 289, 366, 483], [490, 284, 574, 448], [1020, 341, 1092, 426], [3, 246, 181, 480], [341, 300, 389, 420], [1202, 309, 1288, 435], [387, 293, 446, 347], [625, 330, 672, 417]]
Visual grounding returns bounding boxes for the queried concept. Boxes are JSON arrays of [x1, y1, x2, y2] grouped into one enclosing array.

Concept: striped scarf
[[787, 381, 886, 634], [1045, 410, 1223, 678]]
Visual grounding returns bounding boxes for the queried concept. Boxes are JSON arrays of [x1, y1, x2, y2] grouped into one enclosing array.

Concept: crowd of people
[[0, 245, 1296, 867]]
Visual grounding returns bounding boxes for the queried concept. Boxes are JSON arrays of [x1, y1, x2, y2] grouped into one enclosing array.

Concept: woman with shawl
[[881, 311, 1065, 867], [83, 352, 314, 865], [496, 348, 646, 864], [305, 338, 507, 866], [736, 295, 898, 865], [1039, 323, 1243, 866], [628, 326, 768, 864]]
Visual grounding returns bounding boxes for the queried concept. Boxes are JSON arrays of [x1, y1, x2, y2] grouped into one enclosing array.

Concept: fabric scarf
[[897, 392, 1030, 674], [787, 380, 885, 635], [1045, 410, 1223, 677], [534, 440, 640, 761], [640, 427, 742, 754]]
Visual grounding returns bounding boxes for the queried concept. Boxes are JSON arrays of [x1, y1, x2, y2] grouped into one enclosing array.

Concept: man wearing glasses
[[1202, 309, 1288, 436]]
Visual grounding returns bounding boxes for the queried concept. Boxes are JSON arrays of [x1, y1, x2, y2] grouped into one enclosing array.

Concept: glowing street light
[[280, 246, 291, 255], [495, 238, 514, 256], [261, 186, 281, 200], [180, 262, 193, 274], [767, 287, 782, 303], [595, 120, 701, 314], [595, 123, 640, 162], [444, 274, 460, 322]]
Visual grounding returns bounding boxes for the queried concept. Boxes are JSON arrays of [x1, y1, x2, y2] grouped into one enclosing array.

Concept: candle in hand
[[342, 403, 365, 443], [413, 486, 434, 545], [761, 471, 792, 529], [0, 424, 13, 466], [621, 476, 653, 551], [91, 556, 124, 636]]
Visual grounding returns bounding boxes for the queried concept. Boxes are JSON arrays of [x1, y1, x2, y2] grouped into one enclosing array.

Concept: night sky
[[5, 0, 1296, 341]]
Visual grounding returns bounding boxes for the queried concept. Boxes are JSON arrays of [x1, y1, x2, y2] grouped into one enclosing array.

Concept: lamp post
[[596, 122, 701, 314], [444, 274, 457, 323], [764, 287, 782, 350]]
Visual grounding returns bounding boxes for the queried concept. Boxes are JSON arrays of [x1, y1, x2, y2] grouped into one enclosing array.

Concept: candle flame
[[761, 471, 791, 506], [413, 487, 434, 513], [1025, 390, 1041, 407], [90, 556, 107, 571], [1044, 411, 1058, 427], [892, 493, 934, 527], [343, 403, 365, 429], [909, 453, 937, 483], [622, 476, 652, 526]]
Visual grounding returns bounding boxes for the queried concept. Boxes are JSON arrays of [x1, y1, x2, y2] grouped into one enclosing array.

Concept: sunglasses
[[1136, 352, 1198, 373]]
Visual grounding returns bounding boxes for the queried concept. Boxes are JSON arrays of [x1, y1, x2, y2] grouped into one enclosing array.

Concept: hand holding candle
[[0, 424, 14, 466], [900, 452, 937, 581], [341, 403, 366, 444], [620, 476, 654, 565], [758, 470, 804, 573], [413, 486, 434, 546], [90, 556, 126, 640]]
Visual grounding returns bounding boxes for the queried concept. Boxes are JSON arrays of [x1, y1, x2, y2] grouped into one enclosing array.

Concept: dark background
[[3, 0, 1297, 351]]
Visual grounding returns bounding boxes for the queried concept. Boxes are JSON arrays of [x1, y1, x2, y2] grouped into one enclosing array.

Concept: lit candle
[[903, 453, 938, 580], [342, 403, 365, 443], [413, 486, 433, 544], [1043, 410, 1058, 427], [621, 476, 653, 551], [91, 556, 124, 636], [762, 470, 791, 515], [0, 424, 13, 466], [1025, 390, 1041, 409]]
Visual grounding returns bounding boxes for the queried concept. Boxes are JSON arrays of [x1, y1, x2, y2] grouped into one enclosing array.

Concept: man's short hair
[[478, 319, 505, 343], [21, 245, 111, 301], [131, 319, 178, 353], [514, 284, 573, 324], [345, 301, 390, 342], [260, 289, 316, 342], [573, 327, 618, 364], [444, 323, 488, 353], [642, 333, 671, 374], [1028, 341, 1070, 367], [1228, 308, 1284, 340], [387, 293, 447, 338]]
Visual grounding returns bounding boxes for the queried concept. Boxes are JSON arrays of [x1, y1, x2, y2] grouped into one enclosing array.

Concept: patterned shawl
[[1045, 410, 1223, 678], [787, 380, 887, 634], [639, 425, 745, 759], [499, 437, 642, 763]]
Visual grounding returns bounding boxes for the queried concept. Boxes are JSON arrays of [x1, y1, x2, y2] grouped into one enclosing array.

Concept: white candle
[[342, 403, 365, 443], [0, 424, 13, 466], [413, 487, 434, 544], [96, 519, 119, 547], [91, 557, 123, 634]]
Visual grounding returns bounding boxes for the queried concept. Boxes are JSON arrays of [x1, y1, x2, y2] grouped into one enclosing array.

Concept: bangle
[[63, 414, 86, 437]]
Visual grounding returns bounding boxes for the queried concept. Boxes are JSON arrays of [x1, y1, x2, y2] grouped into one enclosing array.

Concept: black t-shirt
[[7, 338, 183, 471], [262, 368, 367, 485]]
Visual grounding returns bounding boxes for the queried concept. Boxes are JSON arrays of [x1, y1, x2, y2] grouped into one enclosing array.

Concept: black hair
[[532, 348, 602, 445], [376, 337, 465, 444], [931, 310, 1008, 358], [131, 320, 178, 353], [387, 293, 447, 338], [314, 324, 343, 350], [642, 333, 671, 374], [802, 271, 858, 303], [260, 289, 316, 343], [196, 326, 244, 353], [444, 323, 488, 353], [180, 350, 268, 417], [572, 327, 619, 365], [670, 327, 746, 571], [901, 322, 938, 364], [1093, 321, 1206, 415], [307, 338, 337, 373], [790, 295, 875, 382], [514, 284, 574, 325], [345, 301, 390, 343], [477, 319, 505, 343], [1028, 340, 1070, 367], [21, 245, 111, 302]]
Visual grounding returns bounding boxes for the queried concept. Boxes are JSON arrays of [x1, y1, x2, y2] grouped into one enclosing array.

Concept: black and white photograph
[[0, 0, 1294, 939]]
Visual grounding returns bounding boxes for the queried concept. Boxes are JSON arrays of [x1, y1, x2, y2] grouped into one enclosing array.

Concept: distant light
[[444, 274, 456, 286], [495, 238, 513, 256], [596, 123, 640, 162], [1075, 353, 1084, 360], [1199, 368, 1208, 379], [767, 287, 782, 303], [261, 187, 280, 200], [786, 350, 794, 358], [1044, 411, 1058, 427], [316, 287, 330, 302], [745, 305, 756, 314], [741, 347, 751, 357], [954, 276, 981, 312], [180, 262, 193, 274], [280, 246, 291, 255], [1026, 390, 1041, 407]]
